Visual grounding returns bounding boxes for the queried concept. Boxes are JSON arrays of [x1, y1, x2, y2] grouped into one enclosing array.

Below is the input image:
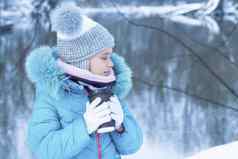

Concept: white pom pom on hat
[[50, 4, 97, 40]]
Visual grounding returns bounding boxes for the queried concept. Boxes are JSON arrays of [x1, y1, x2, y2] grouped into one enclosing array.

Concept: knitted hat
[[50, 4, 115, 70]]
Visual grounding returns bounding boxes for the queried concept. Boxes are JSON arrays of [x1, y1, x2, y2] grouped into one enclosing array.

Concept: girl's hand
[[83, 98, 111, 134], [109, 96, 124, 130]]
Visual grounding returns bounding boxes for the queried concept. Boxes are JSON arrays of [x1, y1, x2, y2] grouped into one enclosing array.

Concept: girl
[[25, 4, 143, 159]]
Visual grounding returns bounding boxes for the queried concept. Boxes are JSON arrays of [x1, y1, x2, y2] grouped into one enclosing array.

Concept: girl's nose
[[108, 59, 114, 67]]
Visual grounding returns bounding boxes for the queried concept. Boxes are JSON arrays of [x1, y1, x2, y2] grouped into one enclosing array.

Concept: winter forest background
[[1, 0, 238, 159]]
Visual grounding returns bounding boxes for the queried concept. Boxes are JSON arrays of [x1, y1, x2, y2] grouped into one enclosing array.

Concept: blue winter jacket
[[25, 46, 143, 159]]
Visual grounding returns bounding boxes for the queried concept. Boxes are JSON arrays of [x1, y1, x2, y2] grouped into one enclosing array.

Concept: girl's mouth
[[104, 71, 111, 76]]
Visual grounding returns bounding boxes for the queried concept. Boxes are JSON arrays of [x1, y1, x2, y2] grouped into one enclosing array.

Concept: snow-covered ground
[[185, 141, 238, 159]]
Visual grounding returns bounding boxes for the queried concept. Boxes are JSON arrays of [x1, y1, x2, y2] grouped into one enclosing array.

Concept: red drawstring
[[96, 133, 102, 159]]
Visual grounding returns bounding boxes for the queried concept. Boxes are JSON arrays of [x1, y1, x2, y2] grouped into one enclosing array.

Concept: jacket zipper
[[96, 133, 102, 159]]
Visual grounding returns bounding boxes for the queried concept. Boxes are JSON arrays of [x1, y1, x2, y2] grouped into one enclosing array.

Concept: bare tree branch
[[133, 76, 238, 112], [108, 0, 238, 100], [174, 24, 238, 69]]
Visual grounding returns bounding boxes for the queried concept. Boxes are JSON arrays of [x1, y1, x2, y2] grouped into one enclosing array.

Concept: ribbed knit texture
[[57, 24, 115, 69]]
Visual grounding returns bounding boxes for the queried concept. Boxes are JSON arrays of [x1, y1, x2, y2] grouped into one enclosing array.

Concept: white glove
[[83, 97, 112, 134], [109, 96, 124, 129]]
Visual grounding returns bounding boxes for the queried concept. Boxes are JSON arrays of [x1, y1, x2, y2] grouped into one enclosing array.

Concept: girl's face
[[89, 48, 114, 76]]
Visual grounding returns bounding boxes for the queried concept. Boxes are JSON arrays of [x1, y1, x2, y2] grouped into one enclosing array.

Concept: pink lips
[[104, 70, 111, 76]]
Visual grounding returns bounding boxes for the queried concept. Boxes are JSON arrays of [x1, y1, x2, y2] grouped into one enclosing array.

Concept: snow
[[123, 139, 182, 159], [2, 1, 238, 159], [80, 4, 203, 17], [1, 0, 238, 34], [1, 0, 34, 30], [15, 117, 32, 159], [185, 141, 238, 159], [223, 1, 238, 23], [197, 0, 220, 15]]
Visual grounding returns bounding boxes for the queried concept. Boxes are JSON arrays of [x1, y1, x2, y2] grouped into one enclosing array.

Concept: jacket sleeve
[[110, 100, 143, 155], [27, 89, 91, 159]]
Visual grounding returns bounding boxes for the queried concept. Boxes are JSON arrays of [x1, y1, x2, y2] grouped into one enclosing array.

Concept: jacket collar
[[25, 46, 133, 99]]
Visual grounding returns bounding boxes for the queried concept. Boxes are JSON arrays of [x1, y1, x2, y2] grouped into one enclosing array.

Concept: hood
[[25, 46, 132, 99]]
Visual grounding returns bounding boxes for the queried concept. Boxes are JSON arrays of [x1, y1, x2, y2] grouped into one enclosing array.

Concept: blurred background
[[1, 0, 238, 158]]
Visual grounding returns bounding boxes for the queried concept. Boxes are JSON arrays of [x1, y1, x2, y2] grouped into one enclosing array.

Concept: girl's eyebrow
[[102, 52, 111, 56]]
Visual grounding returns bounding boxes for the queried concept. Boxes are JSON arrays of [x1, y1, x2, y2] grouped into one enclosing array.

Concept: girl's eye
[[101, 57, 107, 60]]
